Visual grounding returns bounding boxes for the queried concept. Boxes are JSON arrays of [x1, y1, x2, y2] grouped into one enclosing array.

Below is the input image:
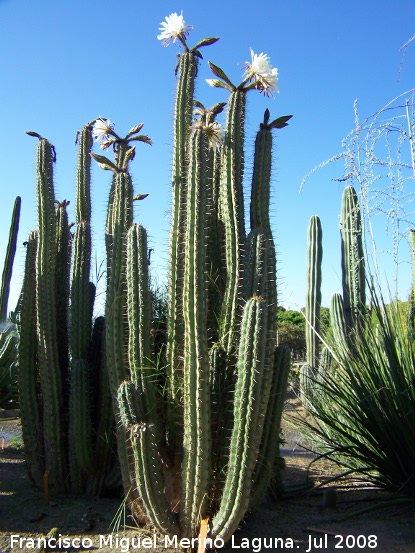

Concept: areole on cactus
[[17, 12, 293, 545]]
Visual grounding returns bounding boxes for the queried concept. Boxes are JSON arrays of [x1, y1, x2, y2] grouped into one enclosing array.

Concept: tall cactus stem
[[251, 344, 291, 505], [0, 196, 21, 320], [18, 231, 43, 484], [305, 215, 323, 369], [219, 90, 247, 354], [340, 185, 365, 334], [180, 128, 211, 536], [167, 51, 199, 415], [35, 137, 66, 490], [211, 296, 268, 541]]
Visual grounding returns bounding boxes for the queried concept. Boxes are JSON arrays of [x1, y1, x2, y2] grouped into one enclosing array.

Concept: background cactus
[[0, 196, 21, 408], [0, 196, 21, 321], [303, 185, 367, 409], [305, 215, 323, 370]]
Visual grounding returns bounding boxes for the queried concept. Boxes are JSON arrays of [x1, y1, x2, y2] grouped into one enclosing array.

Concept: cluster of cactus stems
[[302, 185, 366, 406], [18, 128, 115, 494], [17, 17, 292, 544]]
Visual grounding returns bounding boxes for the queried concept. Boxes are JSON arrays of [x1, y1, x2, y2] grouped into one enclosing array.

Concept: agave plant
[[297, 289, 415, 496]]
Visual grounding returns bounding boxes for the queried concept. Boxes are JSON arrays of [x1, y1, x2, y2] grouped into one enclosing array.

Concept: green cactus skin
[[105, 170, 134, 492], [118, 380, 180, 536], [69, 125, 95, 477], [299, 363, 315, 412], [306, 215, 323, 369], [70, 222, 93, 476], [35, 138, 66, 490], [244, 230, 269, 300], [75, 124, 93, 223], [219, 90, 247, 355], [126, 224, 152, 378], [105, 171, 133, 391], [316, 346, 333, 390], [408, 229, 415, 332], [340, 185, 366, 334], [206, 142, 225, 346], [70, 359, 93, 471], [55, 200, 71, 406], [125, 223, 167, 509], [180, 128, 211, 536], [251, 345, 291, 505], [0, 196, 21, 320], [18, 231, 43, 484], [249, 122, 272, 232], [208, 342, 231, 497], [246, 115, 278, 371], [167, 52, 199, 420], [86, 315, 115, 497], [330, 292, 349, 356], [211, 296, 268, 542]]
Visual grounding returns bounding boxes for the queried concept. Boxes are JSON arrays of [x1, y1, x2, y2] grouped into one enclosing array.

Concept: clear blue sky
[[1, 0, 414, 314]]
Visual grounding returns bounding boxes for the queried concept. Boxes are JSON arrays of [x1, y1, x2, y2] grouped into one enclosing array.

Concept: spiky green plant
[[298, 289, 415, 496]]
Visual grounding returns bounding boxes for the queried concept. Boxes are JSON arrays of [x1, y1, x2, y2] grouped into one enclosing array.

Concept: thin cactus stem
[[167, 51, 199, 448], [118, 380, 180, 536], [340, 185, 366, 335], [55, 200, 71, 406], [0, 196, 21, 320], [105, 170, 134, 491], [35, 137, 66, 490], [211, 296, 268, 541], [306, 215, 323, 369], [18, 231, 43, 484], [219, 90, 247, 354], [330, 292, 349, 358], [126, 224, 152, 378], [70, 124, 95, 475], [180, 128, 211, 536], [251, 344, 291, 505]]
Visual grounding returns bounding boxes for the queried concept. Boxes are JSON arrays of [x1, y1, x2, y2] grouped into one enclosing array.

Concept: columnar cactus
[[305, 215, 323, 369], [18, 127, 116, 495], [0, 196, 21, 320], [0, 196, 21, 409], [18, 13, 293, 544], [340, 185, 366, 335]]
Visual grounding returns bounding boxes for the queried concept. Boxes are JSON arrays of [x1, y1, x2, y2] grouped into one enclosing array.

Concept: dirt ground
[[1, 398, 414, 553]]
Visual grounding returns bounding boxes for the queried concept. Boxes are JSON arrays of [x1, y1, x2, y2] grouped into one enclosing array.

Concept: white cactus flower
[[157, 12, 192, 46], [205, 121, 223, 150], [244, 48, 279, 95], [92, 118, 114, 149]]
